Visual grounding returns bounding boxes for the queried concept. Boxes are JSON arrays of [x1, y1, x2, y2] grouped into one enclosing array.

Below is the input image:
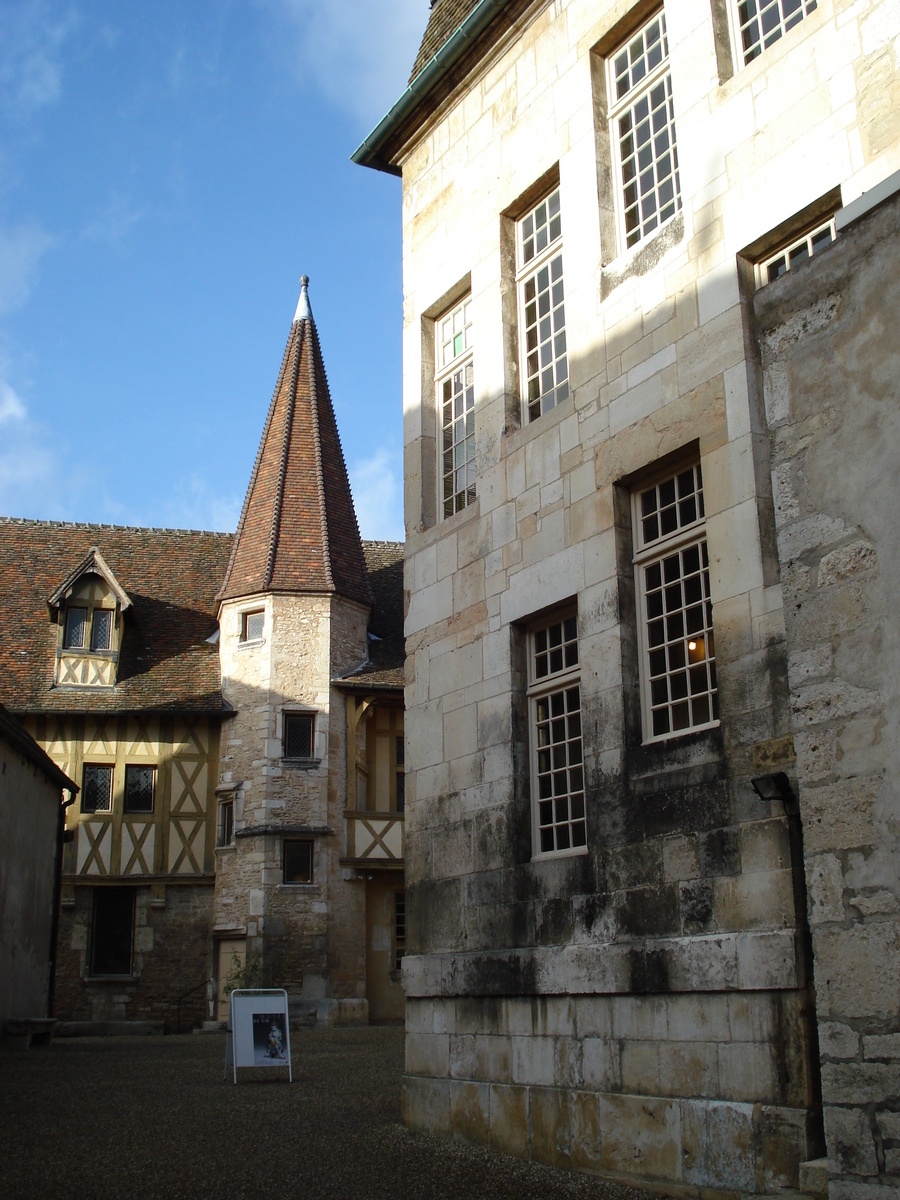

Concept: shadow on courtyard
[[0, 1028, 656, 1200]]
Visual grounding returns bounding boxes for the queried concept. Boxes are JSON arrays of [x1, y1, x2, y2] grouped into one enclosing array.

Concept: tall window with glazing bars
[[633, 463, 718, 741], [517, 189, 568, 422], [437, 297, 475, 518], [733, 0, 817, 65], [608, 11, 681, 250]]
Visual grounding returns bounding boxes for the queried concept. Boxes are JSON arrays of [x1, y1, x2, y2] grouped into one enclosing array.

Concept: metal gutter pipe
[[352, 0, 509, 175]]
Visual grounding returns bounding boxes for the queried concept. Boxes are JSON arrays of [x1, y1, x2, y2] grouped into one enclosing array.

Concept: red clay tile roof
[[0, 520, 233, 715], [218, 294, 373, 609], [409, 0, 484, 81]]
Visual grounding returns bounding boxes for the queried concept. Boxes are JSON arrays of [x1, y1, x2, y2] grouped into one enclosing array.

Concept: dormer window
[[49, 547, 132, 689]]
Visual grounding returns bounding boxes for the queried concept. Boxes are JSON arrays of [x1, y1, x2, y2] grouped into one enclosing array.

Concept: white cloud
[[349, 445, 404, 542], [163, 473, 243, 533], [266, 0, 427, 126], [0, 0, 78, 119], [81, 193, 146, 246], [0, 371, 60, 517], [0, 222, 52, 313], [0, 379, 26, 424]]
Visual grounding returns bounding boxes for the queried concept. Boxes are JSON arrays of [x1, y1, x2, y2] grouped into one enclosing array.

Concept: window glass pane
[[283, 839, 313, 884], [241, 610, 264, 641], [124, 765, 155, 813], [64, 607, 87, 649], [83, 764, 113, 813], [283, 713, 314, 759], [91, 609, 113, 651]]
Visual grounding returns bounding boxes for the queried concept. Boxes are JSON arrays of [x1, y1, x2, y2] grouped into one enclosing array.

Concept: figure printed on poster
[[252, 1011, 288, 1065]]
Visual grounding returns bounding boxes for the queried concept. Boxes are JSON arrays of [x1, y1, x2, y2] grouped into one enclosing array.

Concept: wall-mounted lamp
[[748, 772, 792, 801]]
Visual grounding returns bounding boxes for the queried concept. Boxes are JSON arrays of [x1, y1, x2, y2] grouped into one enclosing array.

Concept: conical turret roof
[[217, 277, 373, 608]]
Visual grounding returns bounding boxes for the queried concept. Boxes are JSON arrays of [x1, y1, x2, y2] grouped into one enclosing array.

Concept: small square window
[[240, 610, 265, 642], [283, 713, 314, 760], [64, 607, 87, 649], [283, 838, 313, 884], [757, 219, 836, 286], [124, 765, 155, 814], [83, 764, 113, 814], [91, 609, 113, 651], [217, 799, 234, 847]]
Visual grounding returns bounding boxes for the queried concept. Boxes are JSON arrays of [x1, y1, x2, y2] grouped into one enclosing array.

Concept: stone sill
[[282, 757, 321, 771], [236, 638, 265, 651]]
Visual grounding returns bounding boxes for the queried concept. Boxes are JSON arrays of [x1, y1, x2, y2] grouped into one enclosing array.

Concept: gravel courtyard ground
[[0, 1027, 658, 1200]]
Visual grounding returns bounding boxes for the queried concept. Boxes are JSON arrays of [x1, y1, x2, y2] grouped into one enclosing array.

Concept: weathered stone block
[[825, 1105, 878, 1176], [489, 1083, 529, 1159], [531, 1086, 570, 1168], [402, 1074, 451, 1136], [450, 1080, 491, 1144], [598, 1094, 682, 1181], [659, 1041, 719, 1098], [682, 1099, 755, 1190]]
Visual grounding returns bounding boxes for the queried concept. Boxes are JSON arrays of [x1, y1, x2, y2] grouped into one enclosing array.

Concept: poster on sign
[[225, 989, 292, 1083]]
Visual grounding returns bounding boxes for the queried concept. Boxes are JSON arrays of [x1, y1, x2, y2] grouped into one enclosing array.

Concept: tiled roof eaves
[[352, 0, 523, 174]]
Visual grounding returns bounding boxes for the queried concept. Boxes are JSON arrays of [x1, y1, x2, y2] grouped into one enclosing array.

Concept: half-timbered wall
[[20, 713, 220, 1028]]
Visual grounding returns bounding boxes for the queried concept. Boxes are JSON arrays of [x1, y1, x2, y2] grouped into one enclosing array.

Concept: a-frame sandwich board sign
[[225, 989, 292, 1083]]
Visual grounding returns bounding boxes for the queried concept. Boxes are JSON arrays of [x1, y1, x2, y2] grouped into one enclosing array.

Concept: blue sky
[[0, 0, 426, 540]]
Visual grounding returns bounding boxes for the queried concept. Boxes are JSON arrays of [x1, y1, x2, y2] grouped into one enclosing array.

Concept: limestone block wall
[[216, 593, 369, 1004], [755, 193, 900, 1199], [394, 0, 900, 1191]]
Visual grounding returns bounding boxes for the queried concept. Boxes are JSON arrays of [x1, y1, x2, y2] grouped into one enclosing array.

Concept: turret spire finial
[[294, 274, 312, 323]]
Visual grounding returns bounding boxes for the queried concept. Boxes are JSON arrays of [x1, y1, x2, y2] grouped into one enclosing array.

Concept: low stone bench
[[4, 1018, 56, 1048]]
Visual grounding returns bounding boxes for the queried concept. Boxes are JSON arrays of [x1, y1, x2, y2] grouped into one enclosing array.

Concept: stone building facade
[[0, 281, 405, 1032], [355, 0, 900, 1195]]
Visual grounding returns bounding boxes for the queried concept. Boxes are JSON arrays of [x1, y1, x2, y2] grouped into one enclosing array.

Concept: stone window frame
[[82, 762, 114, 815], [728, 0, 818, 70], [605, 7, 682, 254], [435, 293, 476, 519], [632, 459, 720, 743], [526, 605, 587, 859], [282, 837, 314, 886], [281, 710, 318, 764], [515, 186, 569, 423], [738, 187, 842, 290], [239, 608, 265, 645], [123, 763, 156, 814], [217, 798, 234, 848]]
